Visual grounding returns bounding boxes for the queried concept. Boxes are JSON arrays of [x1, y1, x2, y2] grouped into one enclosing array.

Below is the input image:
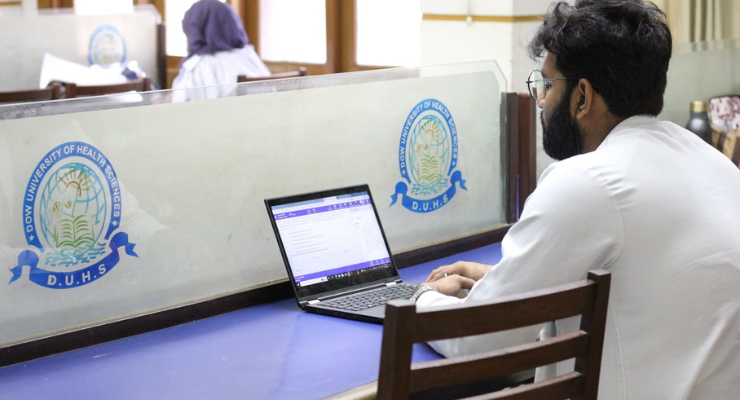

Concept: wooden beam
[[422, 14, 544, 23], [233, 0, 260, 56], [517, 93, 537, 213], [325, 0, 340, 74], [156, 23, 167, 89], [502, 92, 520, 223], [339, 0, 356, 72]]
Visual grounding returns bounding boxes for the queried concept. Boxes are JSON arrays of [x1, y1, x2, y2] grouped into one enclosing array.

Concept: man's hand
[[424, 275, 476, 297], [426, 261, 493, 283]]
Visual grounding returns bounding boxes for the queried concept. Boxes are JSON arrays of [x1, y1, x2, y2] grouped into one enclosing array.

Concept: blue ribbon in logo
[[9, 232, 138, 289], [390, 170, 467, 213]]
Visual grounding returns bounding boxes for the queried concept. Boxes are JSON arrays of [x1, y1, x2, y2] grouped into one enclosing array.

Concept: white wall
[[423, 0, 552, 16], [420, 0, 553, 178], [420, 0, 551, 93], [661, 39, 740, 126]]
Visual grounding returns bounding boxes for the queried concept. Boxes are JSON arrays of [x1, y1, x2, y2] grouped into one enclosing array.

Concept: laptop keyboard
[[321, 284, 416, 311]]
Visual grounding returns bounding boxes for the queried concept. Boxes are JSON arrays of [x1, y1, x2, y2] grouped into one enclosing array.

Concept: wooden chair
[[65, 78, 152, 99], [377, 270, 611, 400], [237, 67, 307, 83], [0, 83, 62, 103]]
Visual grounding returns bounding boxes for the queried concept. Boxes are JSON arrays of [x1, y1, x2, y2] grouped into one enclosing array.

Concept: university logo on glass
[[9, 142, 137, 289], [88, 24, 127, 65], [390, 98, 466, 213]]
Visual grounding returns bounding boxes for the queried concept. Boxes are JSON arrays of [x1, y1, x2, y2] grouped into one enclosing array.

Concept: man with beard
[[410, 1, 740, 399]]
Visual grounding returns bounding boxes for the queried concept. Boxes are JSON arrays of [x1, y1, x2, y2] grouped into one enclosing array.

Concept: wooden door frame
[[38, 0, 73, 8]]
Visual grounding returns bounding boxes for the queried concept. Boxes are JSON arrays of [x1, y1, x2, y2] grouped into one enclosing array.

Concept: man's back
[[558, 115, 740, 399], [415, 1, 738, 398], [418, 115, 740, 399]]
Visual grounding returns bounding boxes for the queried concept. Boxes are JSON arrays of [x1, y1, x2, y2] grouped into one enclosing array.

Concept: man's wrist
[[410, 284, 437, 304]]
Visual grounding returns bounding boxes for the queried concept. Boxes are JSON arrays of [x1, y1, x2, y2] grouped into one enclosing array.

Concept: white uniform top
[[171, 45, 271, 101], [417, 115, 740, 400]]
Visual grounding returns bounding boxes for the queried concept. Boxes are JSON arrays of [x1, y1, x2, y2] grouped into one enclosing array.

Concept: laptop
[[265, 184, 416, 323]]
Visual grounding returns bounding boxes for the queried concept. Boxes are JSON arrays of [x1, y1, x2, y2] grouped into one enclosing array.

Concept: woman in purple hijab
[[172, 0, 270, 99]]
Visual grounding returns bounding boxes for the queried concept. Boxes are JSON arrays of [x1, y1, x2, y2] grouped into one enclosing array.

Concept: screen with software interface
[[271, 191, 396, 298]]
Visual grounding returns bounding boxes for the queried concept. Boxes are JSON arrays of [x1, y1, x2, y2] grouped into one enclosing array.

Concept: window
[[159, 0, 423, 87], [258, 0, 327, 64], [75, 0, 132, 15], [356, 0, 420, 67]]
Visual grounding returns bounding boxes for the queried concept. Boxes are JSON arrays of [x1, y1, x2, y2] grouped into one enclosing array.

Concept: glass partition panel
[[0, 5, 161, 91], [660, 38, 740, 125], [0, 61, 507, 346]]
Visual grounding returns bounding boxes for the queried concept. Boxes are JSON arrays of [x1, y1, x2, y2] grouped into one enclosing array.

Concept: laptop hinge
[[315, 282, 387, 302], [385, 281, 398, 287], [307, 300, 320, 305]]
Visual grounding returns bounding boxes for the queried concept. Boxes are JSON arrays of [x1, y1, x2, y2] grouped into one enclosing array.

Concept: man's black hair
[[528, 0, 672, 117]]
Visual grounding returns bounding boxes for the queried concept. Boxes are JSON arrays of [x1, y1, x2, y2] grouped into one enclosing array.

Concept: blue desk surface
[[0, 244, 502, 400]]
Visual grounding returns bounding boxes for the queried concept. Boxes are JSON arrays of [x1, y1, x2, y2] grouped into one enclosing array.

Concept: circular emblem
[[39, 162, 108, 267], [408, 114, 451, 195], [9, 142, 137, 289], [390, 99, 466, 213], [88, 24, 127, 65]]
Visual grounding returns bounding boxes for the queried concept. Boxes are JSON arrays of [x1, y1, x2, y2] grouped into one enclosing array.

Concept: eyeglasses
[[525, 70, 578, 101]]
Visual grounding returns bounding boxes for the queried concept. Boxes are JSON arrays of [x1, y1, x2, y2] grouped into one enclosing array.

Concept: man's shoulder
[[534, 150, 634, 213], [538, 117, 681, 187], [538, 152, 610, 184], [534, 157, 614, 204]]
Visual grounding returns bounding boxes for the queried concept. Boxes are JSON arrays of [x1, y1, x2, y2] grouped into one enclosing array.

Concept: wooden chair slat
[[409, 331, 589, 393], [469, 372, 585, 400], [0, 83, 62, 103], [237, 67, 307, 83], [66, 78, 152, 98], [413, 282, 595, 342]]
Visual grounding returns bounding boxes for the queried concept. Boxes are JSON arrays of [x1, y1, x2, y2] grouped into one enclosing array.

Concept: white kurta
[[171, 45, 271, 101], [417, 116, 740, 400]]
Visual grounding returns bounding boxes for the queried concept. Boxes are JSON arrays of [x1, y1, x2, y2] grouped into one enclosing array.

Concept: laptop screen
[[268, 188, 398, 298]]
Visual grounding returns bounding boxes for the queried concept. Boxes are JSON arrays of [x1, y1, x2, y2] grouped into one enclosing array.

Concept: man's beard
[[542, 88, 582, 161]]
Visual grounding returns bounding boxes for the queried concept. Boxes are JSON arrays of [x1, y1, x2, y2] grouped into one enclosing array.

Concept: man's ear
[[575, 78, 596, 119]]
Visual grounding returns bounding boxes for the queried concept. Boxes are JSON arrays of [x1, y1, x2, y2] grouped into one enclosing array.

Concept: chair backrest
[[0, 83, 62, 103], [377, 270, 611, 400], [237, 67, 307, 83], [65, 78, 152, 99]]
